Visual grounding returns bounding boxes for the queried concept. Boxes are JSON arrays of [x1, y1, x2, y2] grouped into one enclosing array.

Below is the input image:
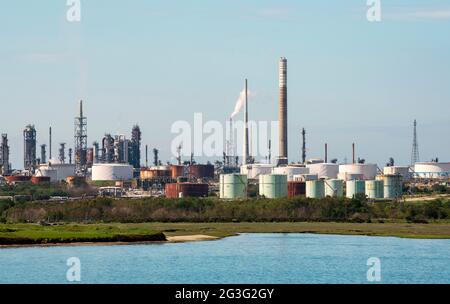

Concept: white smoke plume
[[230, 88, 256, 118]]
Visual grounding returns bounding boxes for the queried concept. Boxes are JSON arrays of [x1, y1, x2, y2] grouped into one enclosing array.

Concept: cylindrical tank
[[31, 176, 51, 185], [293, 174, 318, 182], [35, 168, 58, 182], [288, 181, 306, 198], [259, 174, 288, 198], [240, 164, 274, 179], [272, 166, 309, 181], [171, 165, 185, 178], [414, 162, 450, 179], [92, 164, 134, 181], [346, 180, 366, 198], [383, 174, 402, 200], [383, 166, 411, 181], [189, 164, 215, 179], [339, 164, 377, 180], [5, 176, 32, 184], [365, 180, 384, 199], [165, 183, 209, 198], [220, 174, 248, 199], [325, 179, 344, 197], [337, 172, 365, 181], [307, 163, 339, 179], [306, 180, 325, 198]]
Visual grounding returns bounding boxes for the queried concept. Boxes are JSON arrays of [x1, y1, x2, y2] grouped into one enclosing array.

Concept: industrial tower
[[411, 119, 420, 166], [74, 100, 88, 175], [277, 57, 288, 166], [129, 125, 142, 169], [23, 124, 37, 172], [0, 134, 10, 175]]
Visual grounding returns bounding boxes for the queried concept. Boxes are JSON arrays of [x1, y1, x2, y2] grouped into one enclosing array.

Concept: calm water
[[0, 233, 449, 284]]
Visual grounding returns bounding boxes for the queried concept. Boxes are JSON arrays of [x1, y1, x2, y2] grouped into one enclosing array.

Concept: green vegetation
[[0, 183, 69, 200], [0, 223, 165, 245], [2, 196, 450, 224]]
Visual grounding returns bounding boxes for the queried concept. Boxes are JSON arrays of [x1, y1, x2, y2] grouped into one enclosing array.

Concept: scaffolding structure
[[74, 100, 88, 175]]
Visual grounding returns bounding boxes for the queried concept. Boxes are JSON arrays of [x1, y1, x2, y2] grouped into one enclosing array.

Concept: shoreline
[[2, 221, 450, 249]]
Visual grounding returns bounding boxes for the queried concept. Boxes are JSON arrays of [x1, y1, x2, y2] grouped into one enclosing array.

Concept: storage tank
[[346, 180, 366, 198], [35, 167, 58, 182], [259, 174, 288, 198], [383, 174, 402, 200], [189, 164, 214, 179], [241, 164, 274, 179], [37, 163, 75, 182], [307, 163, 339, 179], [325, 179, 344, 197], [337, 172, 365, 181], [31, 176, 51, 185], [414, 162, 450, 179], [288, 181, 306, 197], [220, 174, 247, 199], [365, 180, 384, 199], [272, 166, 309, 181], [140, 168, 171, 179], [293, 174, 318, 182], [306, 180, 325, 199], [92, 164, 133, 181], [165, 183, 209, 198], [383, 166, 411, 181], [171, 165, 185, 178], [339, 164, 377, 180]]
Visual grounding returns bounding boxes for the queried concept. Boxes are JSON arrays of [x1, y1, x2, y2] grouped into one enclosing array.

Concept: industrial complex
[[0, 57, 448, 202]]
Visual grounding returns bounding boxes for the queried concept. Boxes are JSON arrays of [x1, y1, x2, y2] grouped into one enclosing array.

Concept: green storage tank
[[306, 180, 325, 199], [346, 180, 366, 198], [325, 179, 344, 197], [383, 174, 402, 200], [259, 174, 288, 198], [365, 180, 384, 199], [220, 174, 248, 199]]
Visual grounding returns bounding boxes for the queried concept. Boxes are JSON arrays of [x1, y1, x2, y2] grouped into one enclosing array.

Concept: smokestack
[[301, 128, 306, 164], [243, 79, 249, 165], [352, 143, 355, 164], [325, 143, 328, 163], [145, 144, 148, 167], [49, 126, 52, 160], [278, 57, 288, 166]]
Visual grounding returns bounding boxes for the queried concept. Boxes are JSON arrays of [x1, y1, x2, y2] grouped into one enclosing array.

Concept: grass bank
[[1, 222, 450, 247], [0, 223, 165, 246]]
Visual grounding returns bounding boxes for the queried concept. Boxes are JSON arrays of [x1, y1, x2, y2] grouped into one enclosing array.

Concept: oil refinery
[[0, 57, 448, 201]]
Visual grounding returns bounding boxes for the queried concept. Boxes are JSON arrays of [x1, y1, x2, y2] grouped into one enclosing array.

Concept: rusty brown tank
[[171, 165, 185, 178], [140, 168, 172, 179], [31, 176, 51, 185], [288, 181, 306, 198], [165, 183, 209, 198], [5, 175, 32, 184], [188, 164, 214, 179]]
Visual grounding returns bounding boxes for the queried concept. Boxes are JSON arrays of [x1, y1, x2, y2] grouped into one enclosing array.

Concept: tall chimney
[[49, 126, 52, 160], [325, 143, 328, 163], [243, 79, 249, 165], [278, 57, 288, 166], [352, 143, 355, 164], [301, 128, 306, 164]]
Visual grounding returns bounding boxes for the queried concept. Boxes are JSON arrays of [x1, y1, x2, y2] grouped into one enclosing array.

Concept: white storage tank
[[325, 179, 344, 197], [339, 164, 377, 180], [259, 174, 288, 199], [220, 174, 247, 199], [414, 162, 450, 179], [92, 164, 134, 181], [35, 168, 58, 182], [307, 163, 339, 179], [293, 174, 318, 182], [241, 164, 274, 179], [272, 166, 309, 181], [383, 166, 411, 181], [37, 163, 75, 182], [306, 180, 325, 199], [338, 172, 365, 181]]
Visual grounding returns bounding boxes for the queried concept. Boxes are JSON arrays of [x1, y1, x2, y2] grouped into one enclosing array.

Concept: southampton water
[[1, 233, 449, 284]]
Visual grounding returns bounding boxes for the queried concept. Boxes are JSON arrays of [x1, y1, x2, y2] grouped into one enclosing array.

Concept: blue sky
[[1, 0, 449, 168]]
